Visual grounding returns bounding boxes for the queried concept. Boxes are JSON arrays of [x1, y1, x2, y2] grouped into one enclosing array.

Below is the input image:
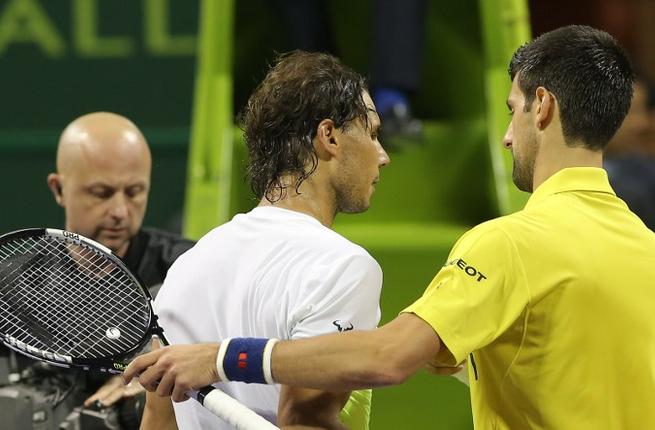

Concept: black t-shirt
[[121, 227, 195, 298]]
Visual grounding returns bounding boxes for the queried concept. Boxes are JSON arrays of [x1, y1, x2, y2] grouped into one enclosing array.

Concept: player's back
[[155, 206, 381, 429], [475, 168, 655, 429]]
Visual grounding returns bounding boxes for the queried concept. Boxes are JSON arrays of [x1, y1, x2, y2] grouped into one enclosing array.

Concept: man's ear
[[315, 119, 338, 159], [534, 86, 554, 130], [47, 173, 65, 206]]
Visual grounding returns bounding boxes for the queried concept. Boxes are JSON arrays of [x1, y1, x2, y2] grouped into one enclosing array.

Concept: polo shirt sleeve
[[288, 252, 382, 340], [402, 223, 529, 365]]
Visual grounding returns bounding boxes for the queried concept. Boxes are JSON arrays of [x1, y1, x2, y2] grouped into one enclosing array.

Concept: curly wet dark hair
[[509, 25, 635, 150], [238, 51, 369, 201]]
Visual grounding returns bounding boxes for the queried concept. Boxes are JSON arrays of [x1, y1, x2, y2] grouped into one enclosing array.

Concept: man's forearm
[[272, 329, 400, 390], [271, 314, 440, 391], [278, 385, 349, 430], [140, 391, 178, 430]]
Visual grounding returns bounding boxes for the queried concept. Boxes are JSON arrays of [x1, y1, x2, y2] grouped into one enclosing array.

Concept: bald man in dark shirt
[[45, 112, 193, 410]]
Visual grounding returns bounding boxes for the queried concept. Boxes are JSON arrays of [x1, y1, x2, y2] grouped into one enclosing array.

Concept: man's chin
[[97, 235, 130, 255], [512, 168, 533, 193], [339, 201, 369, 215], [512, 180, 532, 193]]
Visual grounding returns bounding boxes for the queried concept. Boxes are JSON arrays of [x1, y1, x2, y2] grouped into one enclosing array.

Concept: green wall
[[0, 0, 500, 232]]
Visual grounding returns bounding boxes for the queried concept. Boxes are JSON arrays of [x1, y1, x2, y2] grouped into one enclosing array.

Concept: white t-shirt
[[154, 206, 383, 429]]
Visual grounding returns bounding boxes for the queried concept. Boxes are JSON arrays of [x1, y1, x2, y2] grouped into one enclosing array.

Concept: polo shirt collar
[[525, 167, 615, 209]]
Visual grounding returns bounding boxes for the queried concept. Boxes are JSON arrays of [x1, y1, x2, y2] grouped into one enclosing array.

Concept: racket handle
[[190, 386, 280, 429]]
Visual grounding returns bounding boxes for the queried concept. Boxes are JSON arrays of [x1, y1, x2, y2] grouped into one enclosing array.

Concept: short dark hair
[[509, 25, 635, 150], [239, 51, 369, 201]]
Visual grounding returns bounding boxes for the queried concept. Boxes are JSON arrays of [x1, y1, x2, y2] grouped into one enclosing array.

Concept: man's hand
[[122, 343, 221, 402], [423, 358, 466, 376], [84, 375, 145, 408], [423, 356, 464, 376]]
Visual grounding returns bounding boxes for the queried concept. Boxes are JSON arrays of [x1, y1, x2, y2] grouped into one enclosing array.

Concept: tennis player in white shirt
[[145, 50, 389, 430]]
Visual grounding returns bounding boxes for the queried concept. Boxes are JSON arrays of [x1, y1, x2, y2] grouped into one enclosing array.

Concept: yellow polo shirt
[[404, 167, 655, 429]]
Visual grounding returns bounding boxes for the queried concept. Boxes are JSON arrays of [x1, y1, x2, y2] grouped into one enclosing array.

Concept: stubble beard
[[512, 158, 534, 192], [333, 157, 371, 214], [512, 142, 538, 193], [333, 170, 370, 215], [335, 185, 369, 214]]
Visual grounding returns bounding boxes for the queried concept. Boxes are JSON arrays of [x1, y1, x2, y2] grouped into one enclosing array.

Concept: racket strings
[[0, 235, 151, 358], [0, 242, 58, 343], [21, 250, 139, 356], [1, 236, 147, 354]]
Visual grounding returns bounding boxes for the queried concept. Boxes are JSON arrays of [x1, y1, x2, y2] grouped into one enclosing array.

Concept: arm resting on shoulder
[[272, 313, 441, 391], [123, 314, 443, 400]]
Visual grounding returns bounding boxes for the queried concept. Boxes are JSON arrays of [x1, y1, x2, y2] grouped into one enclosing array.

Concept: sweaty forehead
[[367, 108, 380, 128], [362, 92, 380, 128]]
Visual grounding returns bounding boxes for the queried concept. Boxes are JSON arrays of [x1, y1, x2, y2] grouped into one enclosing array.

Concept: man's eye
[[90, 188, 112, 199], [126, 185, 146, 198]]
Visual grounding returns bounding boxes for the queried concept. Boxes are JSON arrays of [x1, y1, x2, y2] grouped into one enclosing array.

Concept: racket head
[[0, 228, 163, 373]]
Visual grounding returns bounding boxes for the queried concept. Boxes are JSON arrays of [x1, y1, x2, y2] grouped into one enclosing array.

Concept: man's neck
[[532, 140, 604, 191], [116, 240, 131, 259], [258, 182, 337, 228]]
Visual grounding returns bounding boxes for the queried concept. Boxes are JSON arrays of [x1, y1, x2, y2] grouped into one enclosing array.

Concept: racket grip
[[190, 387, 280, 429]]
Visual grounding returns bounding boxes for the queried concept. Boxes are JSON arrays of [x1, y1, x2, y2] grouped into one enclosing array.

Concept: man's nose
[[108, 193, 129, 220], [503, 124, 513, 149], [378, 145, 391, 168]]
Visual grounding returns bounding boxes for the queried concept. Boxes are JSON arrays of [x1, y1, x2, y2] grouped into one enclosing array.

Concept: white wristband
[[216, 338, 232, 382], [262, 339, 279, 385]]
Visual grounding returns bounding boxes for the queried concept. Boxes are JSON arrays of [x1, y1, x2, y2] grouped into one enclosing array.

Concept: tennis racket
[[0, 228, 279, 430]]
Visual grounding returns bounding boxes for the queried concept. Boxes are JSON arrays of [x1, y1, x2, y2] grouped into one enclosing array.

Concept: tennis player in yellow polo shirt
[[126, 25, 655, 429]]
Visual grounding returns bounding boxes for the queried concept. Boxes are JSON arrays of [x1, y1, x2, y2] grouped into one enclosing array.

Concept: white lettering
[[4, 334, 72, 364]]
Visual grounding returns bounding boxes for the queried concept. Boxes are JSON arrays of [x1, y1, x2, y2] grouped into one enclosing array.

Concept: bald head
[[48, 112, 152, 257], [57, 112, 151, 174]]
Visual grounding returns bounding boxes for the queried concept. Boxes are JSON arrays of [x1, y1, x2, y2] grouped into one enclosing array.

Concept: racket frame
[[0, 227, 166, 374]]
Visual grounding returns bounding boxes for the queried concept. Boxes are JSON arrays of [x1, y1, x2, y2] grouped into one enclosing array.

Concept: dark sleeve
[[122, 228, 195, 294]]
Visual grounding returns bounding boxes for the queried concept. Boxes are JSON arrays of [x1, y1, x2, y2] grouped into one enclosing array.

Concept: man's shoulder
[[122, 228, 195, 290], [463, 216, 514, 240], [449, 214, 531, 258], [131, 227, 196, 270], [191, 213, 379, 271], [139, 227, 195, 249], [235, 209, 375, 258], [466, 208, 542, 238], [303, 225, 377, 263]]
